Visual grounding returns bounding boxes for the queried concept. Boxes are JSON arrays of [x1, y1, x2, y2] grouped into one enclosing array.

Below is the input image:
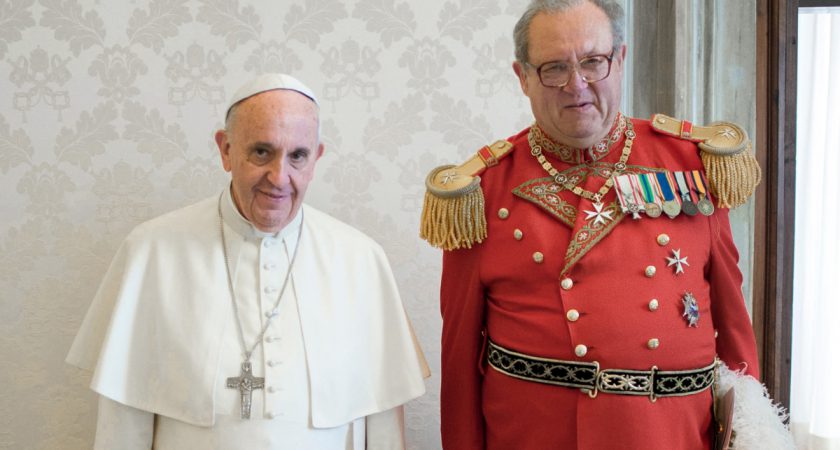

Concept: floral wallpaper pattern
[[0, 1, 760, 449], [0, 1, 536, 448]]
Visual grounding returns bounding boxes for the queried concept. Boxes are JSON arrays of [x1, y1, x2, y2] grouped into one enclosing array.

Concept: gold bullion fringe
[[701, 142, 762, 209], [420, 188, 487, 250]]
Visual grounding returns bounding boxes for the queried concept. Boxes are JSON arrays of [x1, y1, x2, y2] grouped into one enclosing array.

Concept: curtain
[[792, 8, 840, 450]]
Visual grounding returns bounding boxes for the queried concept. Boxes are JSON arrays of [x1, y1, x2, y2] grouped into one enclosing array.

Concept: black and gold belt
[[487, 339, 716, 401]]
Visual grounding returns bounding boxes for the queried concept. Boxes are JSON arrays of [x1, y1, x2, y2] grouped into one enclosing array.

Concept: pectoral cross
[[226, 361, 264, 419]]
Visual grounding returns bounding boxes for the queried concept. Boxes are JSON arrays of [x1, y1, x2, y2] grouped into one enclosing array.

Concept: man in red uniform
[[419, 1, 776, 448]]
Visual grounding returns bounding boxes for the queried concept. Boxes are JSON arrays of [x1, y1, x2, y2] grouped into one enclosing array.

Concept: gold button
[[648, 299, 659, 311], [647, 338, 660, 349], [514, 229, 523, 240], [657, 234, 670, 246], [645, 265, 656, 277], [533, 252, 544, 263], [560, 278, 574, 290], [566, 309, 580, 322], [498, 208, 509, 219], [574, 344, 588, 357]]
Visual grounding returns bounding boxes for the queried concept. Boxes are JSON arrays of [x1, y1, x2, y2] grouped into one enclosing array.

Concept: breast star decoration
[[667, 248, 689, 274], [682, 292, 700, 327]]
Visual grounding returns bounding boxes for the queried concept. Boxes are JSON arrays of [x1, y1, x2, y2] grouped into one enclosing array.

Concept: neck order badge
[[528, 115, 634, 225]]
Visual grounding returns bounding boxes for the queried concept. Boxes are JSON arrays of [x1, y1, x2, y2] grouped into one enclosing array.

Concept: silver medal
[[697, 197, 715, 216]]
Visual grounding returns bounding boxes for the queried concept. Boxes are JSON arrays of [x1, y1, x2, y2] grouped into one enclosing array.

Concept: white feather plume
[[717, 364, 796, 450]]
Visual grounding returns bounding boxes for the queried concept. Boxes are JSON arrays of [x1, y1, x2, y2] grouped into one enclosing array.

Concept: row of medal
[[612, 170, 715, 219]]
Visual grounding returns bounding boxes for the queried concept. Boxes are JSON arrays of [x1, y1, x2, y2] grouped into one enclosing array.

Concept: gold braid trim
[[651, 114, 762, 208], [420, 176, 486, 250], [700, 141, 762, 208], [419, 140, 514, 250]]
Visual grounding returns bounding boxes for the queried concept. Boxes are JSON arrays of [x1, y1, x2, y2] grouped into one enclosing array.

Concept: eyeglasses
[[526, 51, 615, 88]]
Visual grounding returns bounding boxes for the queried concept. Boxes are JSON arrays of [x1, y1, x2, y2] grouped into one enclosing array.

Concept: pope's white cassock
[[67, 187, 429, 449]]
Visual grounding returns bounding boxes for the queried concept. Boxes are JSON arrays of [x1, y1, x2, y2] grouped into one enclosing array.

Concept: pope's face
[[216, 89, 323, 233], [513, 3, 626, 148]]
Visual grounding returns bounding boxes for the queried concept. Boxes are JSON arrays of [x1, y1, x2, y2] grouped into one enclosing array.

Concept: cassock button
[[514, 229, 523, 240], [560, 278, 574, 290], [715, 330, 719, 338], [645, 266, 656, 278], [267, 386, 277, 393], [647, 338, 660, 349], [263, 263, 276, 270], [533, 252, 544, 263], [267, 360, 282, 367], [263, 240, 274, 248], [574, 344, 588, 357], [657, 234, 670, 246], [498, 208, 510, 219], [566, 309, 580, 322], [648, 299, 659, 311]]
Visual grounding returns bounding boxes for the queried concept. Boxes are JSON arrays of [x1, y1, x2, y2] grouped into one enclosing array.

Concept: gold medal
[[645, 202, 662, 217], [663, 200, 681, 218], [656, 172, 681, 219], [637, 173, 663, 219]]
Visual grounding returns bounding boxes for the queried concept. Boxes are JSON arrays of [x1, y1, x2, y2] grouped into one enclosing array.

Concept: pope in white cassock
[[66, 74, 430, 449]]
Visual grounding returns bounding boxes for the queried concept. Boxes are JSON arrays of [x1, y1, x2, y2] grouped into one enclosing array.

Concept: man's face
[[513, 2, 626, 148], [215, 89, 323, 233]]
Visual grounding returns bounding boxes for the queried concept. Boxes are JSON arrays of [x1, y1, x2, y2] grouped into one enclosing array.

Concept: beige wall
[[0, 1, 755, 448], [0, 1, 530, 448]]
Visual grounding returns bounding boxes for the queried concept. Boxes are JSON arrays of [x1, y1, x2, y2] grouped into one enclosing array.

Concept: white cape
[[67, 194, 427, 428]]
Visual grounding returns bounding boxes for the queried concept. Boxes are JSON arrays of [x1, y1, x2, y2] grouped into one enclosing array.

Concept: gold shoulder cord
[[651, 114, 761, 208], [420, 140, 514, 250]]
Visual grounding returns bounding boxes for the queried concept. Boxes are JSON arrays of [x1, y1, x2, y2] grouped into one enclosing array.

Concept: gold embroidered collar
[[531, 113, 627, 164]]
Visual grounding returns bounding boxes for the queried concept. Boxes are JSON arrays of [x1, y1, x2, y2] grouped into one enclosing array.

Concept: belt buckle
[[592, 365, 660, 402]]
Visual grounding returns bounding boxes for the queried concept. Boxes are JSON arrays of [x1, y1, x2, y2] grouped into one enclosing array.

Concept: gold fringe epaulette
[[651, 114, 761, 208], [420, 140, 514, 250]]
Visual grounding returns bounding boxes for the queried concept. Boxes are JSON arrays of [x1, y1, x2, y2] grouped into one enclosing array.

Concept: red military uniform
[[437, 115, 759, 449]]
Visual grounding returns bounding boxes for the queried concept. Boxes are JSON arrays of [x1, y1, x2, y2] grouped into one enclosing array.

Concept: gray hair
[[513, 0, 625, 65]]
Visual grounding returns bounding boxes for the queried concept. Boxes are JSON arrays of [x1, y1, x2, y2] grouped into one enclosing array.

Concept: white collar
[[220, 185, 303, 241]]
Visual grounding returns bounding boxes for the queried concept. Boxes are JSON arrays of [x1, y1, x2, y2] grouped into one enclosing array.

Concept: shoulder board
[[650, 113, 760, 209], [651, 113, 748, 154], [419, 140, 514, 250]]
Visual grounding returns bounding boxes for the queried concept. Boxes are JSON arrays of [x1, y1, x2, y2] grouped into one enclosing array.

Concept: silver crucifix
[[226, 361, 265, 419]]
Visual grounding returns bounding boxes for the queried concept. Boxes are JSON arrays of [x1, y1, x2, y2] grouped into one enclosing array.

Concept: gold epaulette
[[419, 140, 514, 250], [651, 113, 761, 208]]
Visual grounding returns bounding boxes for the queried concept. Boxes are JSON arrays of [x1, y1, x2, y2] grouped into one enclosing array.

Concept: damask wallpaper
[[0, 0, 535, 448], [1, 1, 759, 449]]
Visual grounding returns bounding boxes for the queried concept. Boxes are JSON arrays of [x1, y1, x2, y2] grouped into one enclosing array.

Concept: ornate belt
[[487, 339, 716, 401]]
